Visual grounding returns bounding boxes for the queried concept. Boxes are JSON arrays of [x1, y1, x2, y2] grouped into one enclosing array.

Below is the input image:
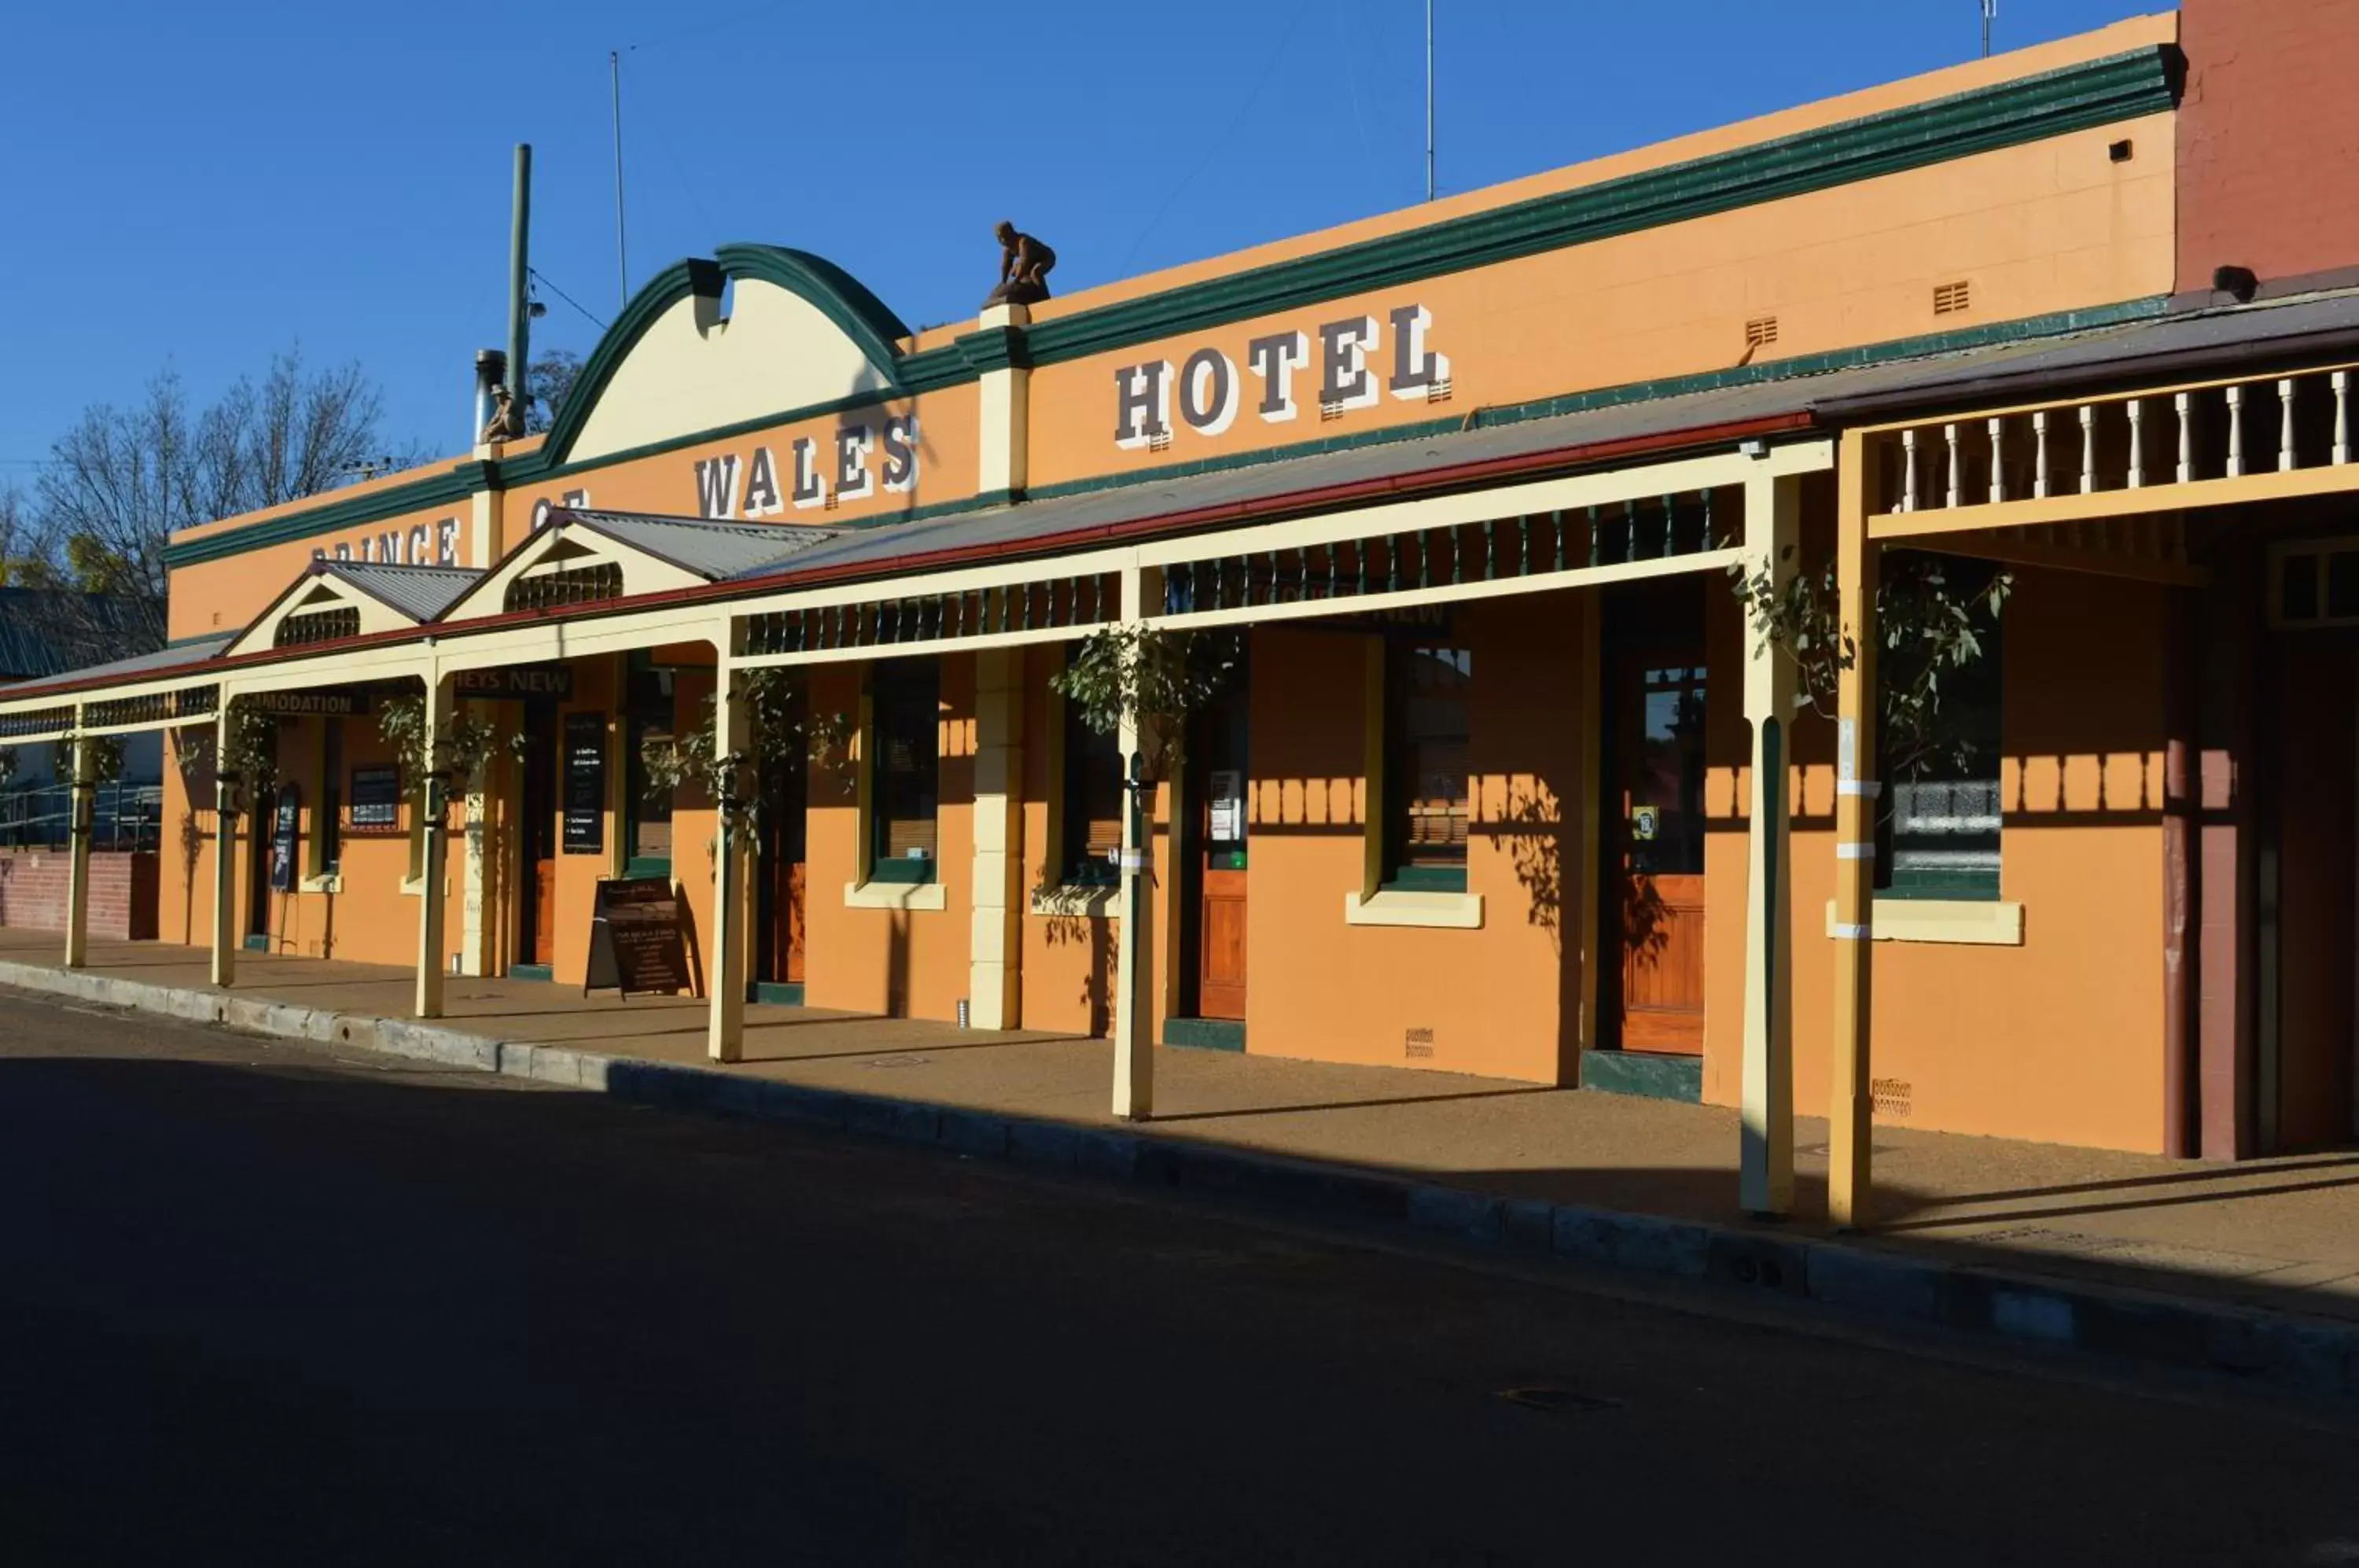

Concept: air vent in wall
[[1745, 316, 1778, 349], [1934, 280, 1972, 316]]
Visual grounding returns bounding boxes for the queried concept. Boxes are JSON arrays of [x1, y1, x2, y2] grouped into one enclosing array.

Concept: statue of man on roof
[[984, 221, 1056, 307]]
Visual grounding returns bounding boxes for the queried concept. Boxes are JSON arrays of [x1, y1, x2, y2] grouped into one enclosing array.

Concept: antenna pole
[[610, 50, 630, 310], [1424, 0, 1435, 201], [1982, 0, 1995, 58]]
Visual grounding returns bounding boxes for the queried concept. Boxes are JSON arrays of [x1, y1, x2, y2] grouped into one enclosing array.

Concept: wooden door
[[758, 717, 810, 989], [1192, 675, 1250, 1021], [1619, 659, 1708, 1053], [520, 707, 558, 967]]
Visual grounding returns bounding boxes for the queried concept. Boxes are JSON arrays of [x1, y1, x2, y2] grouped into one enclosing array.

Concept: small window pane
[[1062, 679, 1124, 887], [2328, 551, 2359, 621], [2283, 552, 2320, 622], [872, 662, 940, 878], [1392, 642, 1470, 879]]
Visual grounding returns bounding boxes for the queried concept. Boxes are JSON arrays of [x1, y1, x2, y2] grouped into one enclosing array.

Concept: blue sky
[[0, 0, 2148, 480]]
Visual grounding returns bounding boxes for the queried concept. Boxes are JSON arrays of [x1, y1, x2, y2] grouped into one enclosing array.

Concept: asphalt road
[[2, 989, 2354, 1567]]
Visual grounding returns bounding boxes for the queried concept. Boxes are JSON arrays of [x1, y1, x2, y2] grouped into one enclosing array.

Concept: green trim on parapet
[[158, 43, 2177, 574], [1020, 46, 2180, 366], [1021, 294, 2171, 506]]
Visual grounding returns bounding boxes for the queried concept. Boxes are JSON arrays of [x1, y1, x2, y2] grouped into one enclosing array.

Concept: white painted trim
[[844, 878, 947, 912], [1343, 888, 1485, 929], [1822, 897, 2023, 945], [1029, 885, 1118, 918], [298, 874, 343, 895]]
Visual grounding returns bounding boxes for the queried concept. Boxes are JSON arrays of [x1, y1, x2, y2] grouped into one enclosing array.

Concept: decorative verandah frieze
[[0, 431, 1832, 1181]]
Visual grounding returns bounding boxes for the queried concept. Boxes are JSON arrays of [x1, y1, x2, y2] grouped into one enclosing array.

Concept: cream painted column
[[414, 671, 454, 1020], [1829, 440, 1880, 1228], [1111, 564, 1158, 1120], [469, 444, 505, 566], [707, 637, 753, 1062], [973, 303, 1032, 499], [968, 646, 1026, 1031], [459, 738, 496, 979], [61, 731, 95, 969], [210, 708, 239, 988], [1739, 472, 1799, 1216]]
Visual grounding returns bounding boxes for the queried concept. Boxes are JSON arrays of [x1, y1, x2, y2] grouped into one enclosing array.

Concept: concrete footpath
[[6, 927, 2357, 1403]]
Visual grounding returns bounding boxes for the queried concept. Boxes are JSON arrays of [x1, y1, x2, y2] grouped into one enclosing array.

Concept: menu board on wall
[[563, 712, 605, 854], [583, 877, 694, 999], [348, 766, 401, 830]]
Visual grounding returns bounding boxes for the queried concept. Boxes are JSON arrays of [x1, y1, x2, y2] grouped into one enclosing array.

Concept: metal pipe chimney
[[473, 349, 506, 444], [507, 145, 532, 414]]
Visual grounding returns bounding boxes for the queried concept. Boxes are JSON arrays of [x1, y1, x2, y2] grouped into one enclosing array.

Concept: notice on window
[[348, 765, 400, 830], [1209, 769, 1244, 843], [563, 712, 606, 855]]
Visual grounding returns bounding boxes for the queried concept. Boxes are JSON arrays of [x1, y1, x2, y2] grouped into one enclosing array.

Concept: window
[[624, 662, 675, 875], [1879, 558, 2004, 900], [1386, 640, 1471, 891], [1061, 677, 1124, 888], [869, 661, 939, 884]]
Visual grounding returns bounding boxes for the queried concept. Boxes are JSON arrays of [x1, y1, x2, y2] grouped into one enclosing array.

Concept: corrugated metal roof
[[322, 562, 484, 622], [1814, 290, 2359, 416], [0, 635, 231, 697], [570, 511, 847, 580], [0, 589, 150, 680]]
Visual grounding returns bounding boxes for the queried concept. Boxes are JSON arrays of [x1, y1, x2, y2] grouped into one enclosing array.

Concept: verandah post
[[62, 727, 95, 970], [210, 705, 239, 988], [707, 625, 753, 1062], [414, 670, 454, 1020], [1828, 438, 1879, 1226], [1110, 561, 1157, 1121], [1739, 473, 1799, 1215]]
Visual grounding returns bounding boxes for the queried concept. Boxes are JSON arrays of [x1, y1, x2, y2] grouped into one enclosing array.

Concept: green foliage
[[1728, 547, 2011, 784], [639, 668, 849, 823], [219, 703, 285, 804], [76, 733, 124, 787], [1049, 625, 1242, 778], [376, 694, 522, 797]]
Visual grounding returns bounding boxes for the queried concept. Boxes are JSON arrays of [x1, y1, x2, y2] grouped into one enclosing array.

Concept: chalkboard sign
[[348, 765, 401, 829], [269, 782, 302, 893], [563, 712, 606, 854], [583, 877, 694, 999]]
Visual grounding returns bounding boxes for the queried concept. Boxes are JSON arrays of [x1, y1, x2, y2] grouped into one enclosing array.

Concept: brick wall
[[0, 852, 159, 941], [2178, 0, 2359, 292]]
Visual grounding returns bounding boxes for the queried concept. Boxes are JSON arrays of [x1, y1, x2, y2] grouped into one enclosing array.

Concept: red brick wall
[[0, 852, 159, 941], [2178, 0, 2359, 292]]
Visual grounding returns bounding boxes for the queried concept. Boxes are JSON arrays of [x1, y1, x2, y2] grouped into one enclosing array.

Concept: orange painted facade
[[28, 6, 2359, 1164]]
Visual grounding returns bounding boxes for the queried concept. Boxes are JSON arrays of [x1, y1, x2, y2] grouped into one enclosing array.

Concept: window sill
[[845, 878, 948, 912], [299, 874, 342, 895], [1030, 885, 1118, 918], [1344, 888, 1484, 929], [1824, 897, 2023, 946]]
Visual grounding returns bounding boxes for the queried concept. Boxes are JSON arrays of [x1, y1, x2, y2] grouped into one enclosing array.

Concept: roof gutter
[[0, 409, 1815, 705]]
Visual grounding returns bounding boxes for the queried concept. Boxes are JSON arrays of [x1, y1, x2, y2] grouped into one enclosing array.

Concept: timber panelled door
[[520, 705, 558, 968], [756, 723, 810, 991], [1609, 596, 1709, 1053], [1183, 672, 1251, 1021]]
